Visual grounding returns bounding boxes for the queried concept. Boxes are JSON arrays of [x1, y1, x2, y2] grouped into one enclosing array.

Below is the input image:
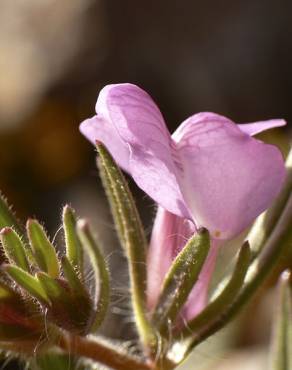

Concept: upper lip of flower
[[80, 83, 286, 240]]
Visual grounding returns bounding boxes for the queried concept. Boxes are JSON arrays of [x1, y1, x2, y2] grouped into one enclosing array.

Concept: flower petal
[[147, 207, 196, 311], [173, 113, 286, 239], [238, 119, 286, 136], [96, 83, 189, 217], [79, 115, 130, 172]]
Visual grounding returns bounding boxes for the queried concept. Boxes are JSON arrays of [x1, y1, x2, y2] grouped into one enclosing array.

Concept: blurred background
[[0, 1, 291, 369]]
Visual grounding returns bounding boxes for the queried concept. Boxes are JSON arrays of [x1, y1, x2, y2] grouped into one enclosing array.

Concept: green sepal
[[37, 272, 69, 303], [32, 350, 86, 370], [61, 256, 88, 298], [37, 272, 92, 334], [27, 219, 60, 278], [0, 280, 20, 301], [152, 229, 210, 336], [4, 264, 49, 304], [178, 192, 292, 356], [62, 205, 83, 273], [61, 256, 93, 333], [0, 227, 30, 272], [97, 143, 155, 348], [77, 220, 110, 331], [269, 270, 292, 370], [0, 192, 23, 236], [179, 241, 251, 340]]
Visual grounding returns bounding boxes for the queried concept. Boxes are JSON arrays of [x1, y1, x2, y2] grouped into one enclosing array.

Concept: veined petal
[[173, 112, 286, 239], [147, 207, 196, 310], [238, 119, 286, 136], [96, 83, 189, 217], [80, 116, 130, 172]]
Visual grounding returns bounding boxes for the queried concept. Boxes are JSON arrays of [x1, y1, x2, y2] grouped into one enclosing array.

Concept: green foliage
[[76, 220, 110, 332], [63, 205, 83, 273], [0, 195, 112, 367], [179, 242, 251, 339], [0, 193, 23, 236], [0, 227, 30, 272], [0, 145, 290, 370], [4, 264, 48, 304], [269, 271, 292, 370], [97, 143, 156, 349], [151, 229, 210, 336], [27, 219, 60, 278]]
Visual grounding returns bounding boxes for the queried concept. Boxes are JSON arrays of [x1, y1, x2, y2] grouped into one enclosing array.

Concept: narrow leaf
[[176, 193, 292, 360], [37, 272, 68, 302], [4, 265, 49, 304], [151, 229, 210, 336], [97, 143, 155, 347], [77, 220, 110, 331], [0, 280, 19, 300], [63, 205, 83, 273], [37, 271, 92, 334], [0, 227, 30, 272], [27, 219, 59, 278], [61, 256, 89, 300], [0, 192, 23, 236], [179, 242, 251, 338], [269, 270, 292, 370], [33, 351, 84, 370]]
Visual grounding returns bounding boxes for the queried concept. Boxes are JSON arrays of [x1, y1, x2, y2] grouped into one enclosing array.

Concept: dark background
[[0, 1, 291, 368]]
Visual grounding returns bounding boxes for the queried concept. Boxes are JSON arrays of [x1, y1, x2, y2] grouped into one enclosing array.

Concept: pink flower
[[80, 83, 286, 321]]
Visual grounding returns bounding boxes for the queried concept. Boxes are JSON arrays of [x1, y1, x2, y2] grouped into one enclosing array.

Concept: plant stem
[[58, 333, 152, 370], [269, 270, 291, 370]]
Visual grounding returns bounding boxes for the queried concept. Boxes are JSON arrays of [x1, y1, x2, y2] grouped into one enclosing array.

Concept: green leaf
[[27, 219, 59, 278], [0, 192, 23, 236], [4, 265, 49, 304], [32, 351, 85, 370], [269, 270, 292, 370], [61, 257, 93, 334], [180, 242, 251, 340], [0, 280, 19, 300], [97, 143, 155, 348], [62, 205, 83, 273], [151, 229, 210, 336], [61, 256, 90, 300], [77, 220, 110, 331], [37, 272, 68, 302], [0, 227, 30, 272], [37, 271, 93, 334], [178, 192, 292, 356]]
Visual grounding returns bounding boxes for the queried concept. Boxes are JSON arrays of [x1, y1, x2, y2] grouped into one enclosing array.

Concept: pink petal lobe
[[173, 112, 286, 239], [238, 119, 286, 136], [147, 207, 196, 311], [79, 116, 130, 172], [96, 83, 189, 217]]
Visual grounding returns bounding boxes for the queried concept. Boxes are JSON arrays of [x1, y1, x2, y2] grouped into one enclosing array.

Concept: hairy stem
[[58, 333, 152, 370]]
